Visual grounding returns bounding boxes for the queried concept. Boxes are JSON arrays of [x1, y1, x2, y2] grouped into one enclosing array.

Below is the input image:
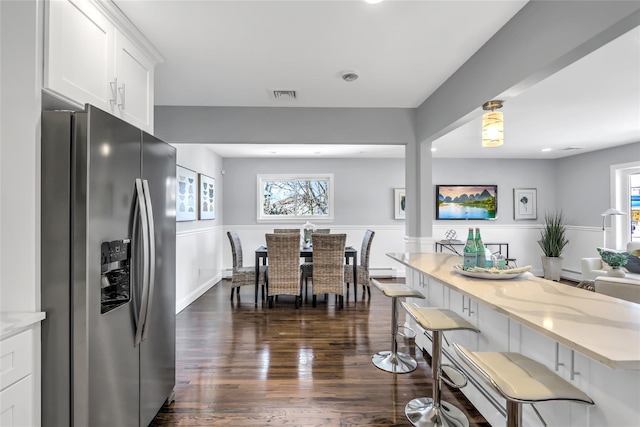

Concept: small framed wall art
[[176, 165, 198, 221], [513, 188, 537, 220], [199, 173, 215, 220], [394, 188, 406, 219]]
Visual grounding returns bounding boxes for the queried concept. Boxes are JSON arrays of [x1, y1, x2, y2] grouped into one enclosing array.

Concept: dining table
[[254, 245, 358, 306]]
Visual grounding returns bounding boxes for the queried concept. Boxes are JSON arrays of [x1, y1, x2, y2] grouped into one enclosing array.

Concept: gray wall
[[221, 156, 560, 227], [222, 157, 405, 226], [174, 144, 224, 231], [155, 106, 416, 145], [176, 140, 640, 234], [556, 142, 640, 227], [431, 158, 557, 225]]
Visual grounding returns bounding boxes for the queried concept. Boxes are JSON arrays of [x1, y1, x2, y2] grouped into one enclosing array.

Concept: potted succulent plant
[[538, 211, 569, 281]]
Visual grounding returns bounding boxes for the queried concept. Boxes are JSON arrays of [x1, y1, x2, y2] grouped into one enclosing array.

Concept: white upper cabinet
[[114, 31, 154, 131], [45, 0, 115, 109], [44, 0, 161, 132]]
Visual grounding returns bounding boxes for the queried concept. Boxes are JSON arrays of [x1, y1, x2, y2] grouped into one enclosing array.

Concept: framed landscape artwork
[[394, 188, 406, 219], [513, 188, 537, 220], [176, 165, 198, 222], [199, 173, 215, 220], [435, 185, 497, 220]]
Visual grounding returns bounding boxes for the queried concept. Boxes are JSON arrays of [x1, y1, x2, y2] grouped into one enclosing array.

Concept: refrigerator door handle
[[134, 178, 151, 347], [141, 179, 156, 341], [132, 192, 140, 326]]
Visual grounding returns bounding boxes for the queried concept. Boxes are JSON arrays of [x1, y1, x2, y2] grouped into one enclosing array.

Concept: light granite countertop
[[388, 252, 640, 370], [1, 311, 46, 340]]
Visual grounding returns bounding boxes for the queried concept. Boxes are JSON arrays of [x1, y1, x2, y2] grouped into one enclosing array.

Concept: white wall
[[1, 0, 42, 311], [173, 144, 225, 312], [0, 1, 44, 424]]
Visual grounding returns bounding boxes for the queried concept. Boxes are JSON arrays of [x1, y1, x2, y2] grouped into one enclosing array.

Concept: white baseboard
[[176, 274, 220, 314]]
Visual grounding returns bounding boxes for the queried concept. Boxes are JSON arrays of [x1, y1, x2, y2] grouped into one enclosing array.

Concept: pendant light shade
[[482, 100, 504, 147]]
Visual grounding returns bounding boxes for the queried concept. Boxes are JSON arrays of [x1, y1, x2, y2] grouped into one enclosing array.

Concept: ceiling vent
[[272, 90, 297, 100]]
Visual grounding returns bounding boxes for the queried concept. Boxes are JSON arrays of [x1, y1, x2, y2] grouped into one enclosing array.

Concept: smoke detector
[[341, 71, 359, 82], [272, 90, 297, 100]]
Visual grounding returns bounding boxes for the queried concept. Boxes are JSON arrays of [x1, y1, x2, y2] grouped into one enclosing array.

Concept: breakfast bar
[[388, 252, 640, 427]]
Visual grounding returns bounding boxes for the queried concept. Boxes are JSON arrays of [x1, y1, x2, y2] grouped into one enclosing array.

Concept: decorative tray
[[453, 264, 532, 280]]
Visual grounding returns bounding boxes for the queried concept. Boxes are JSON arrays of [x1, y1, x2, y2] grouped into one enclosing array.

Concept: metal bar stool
[[371, 279, 425, 374], [402, 303, 480, 427], [453, 343, 594, 427]]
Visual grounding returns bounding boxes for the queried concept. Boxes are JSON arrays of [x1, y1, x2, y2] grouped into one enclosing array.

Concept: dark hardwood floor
[[150, 279, 490, 426]]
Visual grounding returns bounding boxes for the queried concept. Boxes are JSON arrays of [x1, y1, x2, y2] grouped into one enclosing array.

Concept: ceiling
[[115, 0, 640, 159]]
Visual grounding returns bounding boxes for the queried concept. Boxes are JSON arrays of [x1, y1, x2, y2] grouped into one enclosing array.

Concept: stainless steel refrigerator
[[41, 105, 176, 427]]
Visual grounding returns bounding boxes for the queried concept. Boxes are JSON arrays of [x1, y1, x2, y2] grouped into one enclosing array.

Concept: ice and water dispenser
[[100, 239, 131, 314]]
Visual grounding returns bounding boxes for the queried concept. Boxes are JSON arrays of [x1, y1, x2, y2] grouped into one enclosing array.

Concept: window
[[257, 174, 334, 221], [611, 161, 640, 246]]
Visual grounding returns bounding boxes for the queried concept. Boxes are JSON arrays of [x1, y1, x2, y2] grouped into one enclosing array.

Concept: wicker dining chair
[[273, 228, 301, 234], [265, 233, 302, 308], [345, 229, 375, 300], [311, 233, 347, 308], [300, 229, 331, 301], [227, 231, 266, 302]]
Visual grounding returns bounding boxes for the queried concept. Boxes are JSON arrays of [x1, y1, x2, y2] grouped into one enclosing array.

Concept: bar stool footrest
[[405, 397, 470, 427], [441, 364, 468, 389], [397, 325, 417, 340]]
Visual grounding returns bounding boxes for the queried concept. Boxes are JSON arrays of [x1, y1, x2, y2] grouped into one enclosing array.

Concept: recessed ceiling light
[[541, 148, 552, 152], [364, 0, 384, 4], [341, 71, 359, 82], [431, 147, 437, 152]]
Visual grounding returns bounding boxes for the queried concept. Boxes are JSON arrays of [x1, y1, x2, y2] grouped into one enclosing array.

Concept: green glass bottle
[[462, 228, 477, 269], [474, 227, 485, 267]]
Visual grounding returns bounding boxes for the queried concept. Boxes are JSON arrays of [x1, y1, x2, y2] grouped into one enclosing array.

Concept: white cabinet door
[[114, 31, 155, 131], [0, 376, 33, 427], [45, 0, 115, 110], [1, 330, 35, 427], [447, 288, 479, 350]]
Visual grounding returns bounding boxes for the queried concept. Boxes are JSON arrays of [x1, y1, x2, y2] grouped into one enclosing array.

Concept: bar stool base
[[372, 350, 417, 373], [405, 397, 470, 427]]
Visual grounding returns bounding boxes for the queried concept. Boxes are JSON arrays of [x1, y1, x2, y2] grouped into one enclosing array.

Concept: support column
[[404, 137, 435, 253]]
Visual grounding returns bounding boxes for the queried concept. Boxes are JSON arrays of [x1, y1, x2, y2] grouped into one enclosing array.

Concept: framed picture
[[199, 173, 215, 220], [513, 188, 537, 220], [435, 184, 497, 220], [176, 165, 198, 221], [394, 188, 406, 219]]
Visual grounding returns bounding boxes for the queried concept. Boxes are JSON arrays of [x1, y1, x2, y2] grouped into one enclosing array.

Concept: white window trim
[[611, 160, 640, 248], [257, 173, 334, 223]]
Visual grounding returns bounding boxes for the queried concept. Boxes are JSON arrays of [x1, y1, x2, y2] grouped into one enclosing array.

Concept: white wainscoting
[[562, 225, 603, 281], [432, 224, 602, 282], [176, 226, 224, 313], [177, 224, 603, 313]]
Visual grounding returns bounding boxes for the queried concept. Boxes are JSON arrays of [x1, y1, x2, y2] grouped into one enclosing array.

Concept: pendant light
[[482, 100, 504, 147]]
